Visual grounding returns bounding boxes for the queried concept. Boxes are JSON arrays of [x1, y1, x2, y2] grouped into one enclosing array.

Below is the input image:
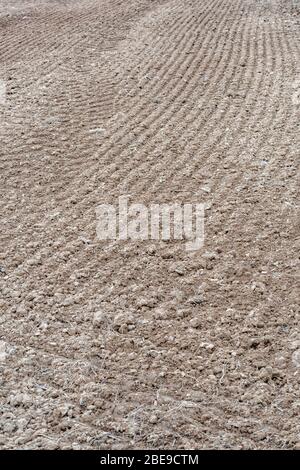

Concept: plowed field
[[0, 0, 299, 449]]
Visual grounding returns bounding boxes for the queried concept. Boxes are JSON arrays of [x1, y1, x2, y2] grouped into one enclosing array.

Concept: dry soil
[[0, 0, 299, 449]]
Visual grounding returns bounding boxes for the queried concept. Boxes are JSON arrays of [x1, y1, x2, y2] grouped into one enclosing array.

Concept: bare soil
[[0, 0, 299, 449]]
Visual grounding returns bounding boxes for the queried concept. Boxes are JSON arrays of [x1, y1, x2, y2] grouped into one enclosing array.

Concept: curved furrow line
[[1, 0, 237, 278], [0, 5, 206, 264], [1, 0, 244, 280], [173, 17, 296, 228], [85, 0, 249, 197], [1, 1, 296, 302], [203, 8, 292, 200], [0, 0, 173, 118], [102, 0, 233, 146], [115, 0, 222, 114], [162, 27, 278, 200], [50, 0, 239, 190], [119, 0, 255, 195], [0, 23, 198, 219], [272, 4, 300, 204], [2, 0, 251, 286], [140, 8, 277, 201], [0, 6, 98, 64], [145, 11, 265, 198], [56, 0, 226, 172], [233, 8, 299, 197], [0, 0, 131, 63], [0, 3, 194, 166], [1, 2, 299, 451], [36, 1, 258, 288], [70, 98, 294, 315], [29, 3, 274, 290], [0, 0, 220, 206], [65, 15, 298, 360]]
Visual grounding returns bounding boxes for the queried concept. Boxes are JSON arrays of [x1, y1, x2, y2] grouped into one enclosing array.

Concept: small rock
[[190, 317, 201, 329], [3, 421, 17, 434], [113, 312, 134, 327], [17, 418, 28, 432], [27, 256, 42, 266], [16, 305, 26, 315], [200, 342, 215, 351], [147, 246, 156, 255], [292, 350, 300, 368], [137, 298, 157, 308], [169, 263, 185, 276], [203, 251, 218, 260], [15, 430, 34, 445], [93, 310, 107, 327], [289, 340, 300, 351], [154, 308, 166, 320], [72, 442, 81, 450], [274, 355, 288, 369], [188, 295, 204, 305], [45, 440, 59, 450], [176, 309, 189, 318], [88, 127, 106, 134], [39, 321, 48, 331], [9, 393, 32, 407], [149, 415, 158, 424], [62, 296, 74, 307], [58, 404, 71, 417]]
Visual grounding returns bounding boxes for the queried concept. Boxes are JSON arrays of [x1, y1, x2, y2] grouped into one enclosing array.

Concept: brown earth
[[0, 0, 299, 450]]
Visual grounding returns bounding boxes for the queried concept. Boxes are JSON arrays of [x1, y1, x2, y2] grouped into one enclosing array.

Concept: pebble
[[93, 310, 107, 327], [176, 309, 189, 318], [27, 256, 42, 266], [289, 340, 300, 351], [58, 404, 71, 417], [15, 430, 34, 445], [3, 422, 17, 434], [62, 296, 75, 307], [9, 393, 32, 407], [137, 298, 157, 308], [292, 350, 300, 368], [17, 418, 28, 432], [188, 295, 204, 305], [149, 415, 158, 424], [200, 342, 215, 351], [16, 305, 26, 315], [190, 317, 201, 329], [113, 312, 134, 327]]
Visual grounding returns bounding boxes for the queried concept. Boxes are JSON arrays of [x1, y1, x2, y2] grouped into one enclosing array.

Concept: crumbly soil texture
[[0, 0, 299, 450]]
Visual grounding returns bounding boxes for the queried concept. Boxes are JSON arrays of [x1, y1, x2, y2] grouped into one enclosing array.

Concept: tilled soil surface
[[0, 0, 299, 450]]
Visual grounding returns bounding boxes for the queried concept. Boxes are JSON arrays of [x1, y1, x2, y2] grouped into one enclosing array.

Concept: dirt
[[0, 0, 299, 450]]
